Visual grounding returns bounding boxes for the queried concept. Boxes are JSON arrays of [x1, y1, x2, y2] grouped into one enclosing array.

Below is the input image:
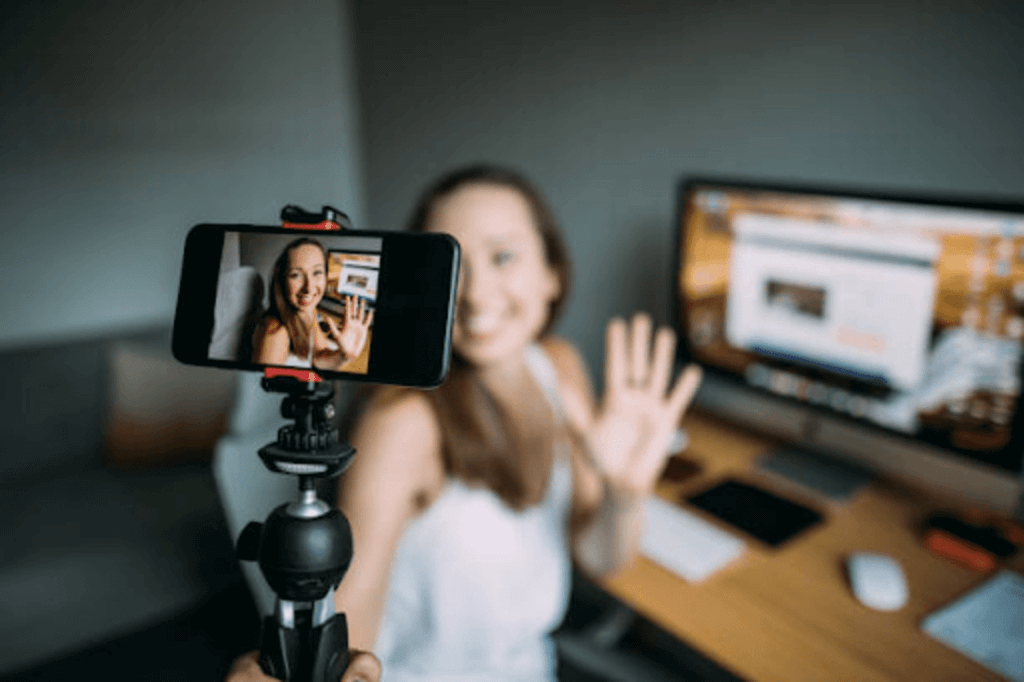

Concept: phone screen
[[173, 224, 459, 387]]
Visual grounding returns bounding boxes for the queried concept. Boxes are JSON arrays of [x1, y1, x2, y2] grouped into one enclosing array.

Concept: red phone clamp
[[280, 204, 352, 231]]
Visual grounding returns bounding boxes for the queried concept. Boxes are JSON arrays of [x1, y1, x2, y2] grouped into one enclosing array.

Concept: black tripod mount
[[236, 376, 356, 682]]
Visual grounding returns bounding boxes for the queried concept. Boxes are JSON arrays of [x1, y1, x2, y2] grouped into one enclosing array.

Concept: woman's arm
[[571, 471, 647, 578], [543, 319, 702, 579], [541, 336, 633, 577], [252, 319, 291, 365], [334, 388, 445, 651]]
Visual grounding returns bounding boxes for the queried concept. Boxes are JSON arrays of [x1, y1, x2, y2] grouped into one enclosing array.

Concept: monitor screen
[[327, 250, 380, 306], [677, 178, 1024, 474]]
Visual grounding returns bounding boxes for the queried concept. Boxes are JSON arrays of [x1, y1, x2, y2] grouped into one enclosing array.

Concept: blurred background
[[1, 0, 1022, 677]]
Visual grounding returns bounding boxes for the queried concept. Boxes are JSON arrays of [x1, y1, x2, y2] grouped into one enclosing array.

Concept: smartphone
[[172, 224, 459, 387]]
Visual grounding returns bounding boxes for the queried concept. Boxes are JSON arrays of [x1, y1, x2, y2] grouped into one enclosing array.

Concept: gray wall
[[0, 0, 366, 351], [352, 0, 1024, 372]]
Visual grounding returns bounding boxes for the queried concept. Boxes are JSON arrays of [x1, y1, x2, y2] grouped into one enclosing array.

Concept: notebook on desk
[[922, 570, 1024, 682], [641, 496, 747, 583]]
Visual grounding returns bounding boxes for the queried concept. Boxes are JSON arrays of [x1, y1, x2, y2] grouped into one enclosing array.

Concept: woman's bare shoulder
[[259, 316, 287, 336], [360, 386, 440, 436], [254, 316, 287, 344], [252, 316, 290, 363], [347, 386, 445, 496]]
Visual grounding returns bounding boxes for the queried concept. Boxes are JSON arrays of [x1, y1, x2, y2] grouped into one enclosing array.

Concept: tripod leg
[[258, 611, 349, 682], [310, 613, 349, 682], [259, 614, 301, 681]]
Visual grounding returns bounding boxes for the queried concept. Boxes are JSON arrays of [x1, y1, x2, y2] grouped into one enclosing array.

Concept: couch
[[0, 327, 241, 676]]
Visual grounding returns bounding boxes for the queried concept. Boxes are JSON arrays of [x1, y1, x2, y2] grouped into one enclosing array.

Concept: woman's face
[[284, 243, 326, 315], [427, 183, 560, 367]]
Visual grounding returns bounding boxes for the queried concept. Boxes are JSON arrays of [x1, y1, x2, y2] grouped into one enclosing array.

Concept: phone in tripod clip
[[172, 223, 460, 387], [171, 220, 460, 681]]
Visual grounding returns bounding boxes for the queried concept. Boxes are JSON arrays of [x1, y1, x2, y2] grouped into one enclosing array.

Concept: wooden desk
[[603, 412, 1024, 682]]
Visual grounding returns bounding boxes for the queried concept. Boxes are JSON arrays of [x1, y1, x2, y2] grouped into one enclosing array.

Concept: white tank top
[[283, 338, 338, 368], [373, 345, 574, 682]]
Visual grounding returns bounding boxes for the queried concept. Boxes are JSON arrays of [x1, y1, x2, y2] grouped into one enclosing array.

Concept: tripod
[[236, 375, 356, 682]]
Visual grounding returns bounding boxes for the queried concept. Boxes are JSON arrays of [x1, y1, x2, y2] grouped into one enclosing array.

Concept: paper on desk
[[640, 496, 746, 583], [921, 570, 1024, 682]]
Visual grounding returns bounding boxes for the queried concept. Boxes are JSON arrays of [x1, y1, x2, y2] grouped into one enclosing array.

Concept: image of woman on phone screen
[[252, 237, 374, 372], [228, 165, 701, 682]]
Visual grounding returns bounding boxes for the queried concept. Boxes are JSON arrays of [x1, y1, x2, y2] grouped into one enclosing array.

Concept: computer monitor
[[675, 177, 1024, 515], [326, 250, 380, 305]]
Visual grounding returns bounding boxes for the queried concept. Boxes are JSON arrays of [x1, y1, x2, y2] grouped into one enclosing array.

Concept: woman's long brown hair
[[351, 165, 572, 510]]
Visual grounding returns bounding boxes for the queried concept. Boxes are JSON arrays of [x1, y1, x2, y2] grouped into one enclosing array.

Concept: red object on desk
[[923, 528, 998, 572]]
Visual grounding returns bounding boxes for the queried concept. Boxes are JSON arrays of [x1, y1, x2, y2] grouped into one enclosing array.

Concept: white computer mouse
[[847, 552, 909, 612]]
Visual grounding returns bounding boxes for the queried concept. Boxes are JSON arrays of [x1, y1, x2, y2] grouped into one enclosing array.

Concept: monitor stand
[[756, 445, 874, 504]]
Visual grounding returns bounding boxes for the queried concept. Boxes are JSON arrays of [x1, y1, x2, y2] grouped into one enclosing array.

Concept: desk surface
[[602, 412, 1024, 682]]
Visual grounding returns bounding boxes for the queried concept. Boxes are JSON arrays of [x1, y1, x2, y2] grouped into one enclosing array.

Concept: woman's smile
[[461, 312, 502, 336], [295, 289, 321, 308]]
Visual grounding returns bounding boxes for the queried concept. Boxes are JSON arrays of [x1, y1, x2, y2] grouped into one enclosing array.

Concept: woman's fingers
[[628, 313, 652, 388], [226, 650, 275, 681], [605, 318, 628, 398], [346, 295, 357, 323], [349, 296, 374, 328], [634, 364, 701, 487], [608, 314, 677, 397], [647, 327, 676, 398], [344, 295, 356, 323], [667, 363, 703, 421], [324, 315, 342, 338], [340, 650, 383, 682], [225, 648, 381, 682]]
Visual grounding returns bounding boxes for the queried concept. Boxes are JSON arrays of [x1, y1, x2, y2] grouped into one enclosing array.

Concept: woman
[[252, 237, 374, 372], [228, 165, 701, 682], [336, 165, 702, 681]]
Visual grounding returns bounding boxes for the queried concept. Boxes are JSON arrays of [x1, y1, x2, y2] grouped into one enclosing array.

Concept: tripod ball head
[[240, 505, 353, 602]]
